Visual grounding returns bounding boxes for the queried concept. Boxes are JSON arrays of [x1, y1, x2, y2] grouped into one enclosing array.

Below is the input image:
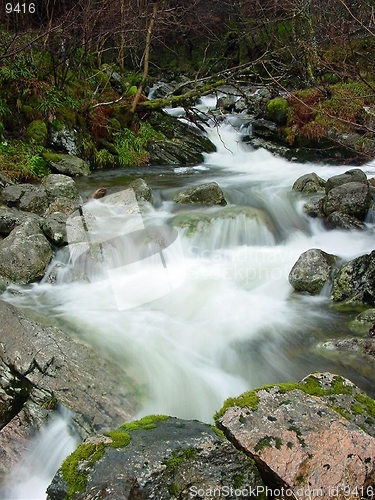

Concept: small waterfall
[[1, 407, 79, 500]]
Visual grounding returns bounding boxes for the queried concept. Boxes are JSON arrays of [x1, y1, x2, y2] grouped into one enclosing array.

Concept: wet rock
[[324, 211, 366, 230], [325, 168, 368, 193], [128, 178, 152, 203], [292, 172, 326, 193], [46, 154, 90, 177], [47, 417, 265, 500], [216, 372, 375, 500], [87, 187, 107, 200], [303, 195, 325, 218], [174, 182, 227, 206], [0, 298, 139, 479], [48, 126, 79, 155], [331, 250, 375, 305], [349, 308, 375, 335], [234, 98, 247, 113], [288, 248, 338, 295], [1, 184, 49, 215], [0, 219, 52, 284], [252, 119, 280, 141], [42, 212, 68, 246], [147, 111, 216, 166], [148, 139, 208, 165], [42, 174, 80, 204], [217, 95, 236, 111], [322, 182, 372, 220]]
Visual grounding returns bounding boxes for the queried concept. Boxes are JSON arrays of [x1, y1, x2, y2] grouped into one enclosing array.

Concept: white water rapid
[[3, 101, 375, 498], [1, 407, 79, 500]]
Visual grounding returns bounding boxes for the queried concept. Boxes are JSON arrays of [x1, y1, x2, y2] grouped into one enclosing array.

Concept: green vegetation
[[120, 414, 170, 431], [214, 375, 355, 422], [0, 141, 50, 180], [60, 442, 105, 500], [105, 429, 131, 448], [164, 447, 199, 470]]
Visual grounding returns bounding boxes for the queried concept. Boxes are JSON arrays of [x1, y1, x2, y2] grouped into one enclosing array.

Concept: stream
[[3, 98, 375, 498]]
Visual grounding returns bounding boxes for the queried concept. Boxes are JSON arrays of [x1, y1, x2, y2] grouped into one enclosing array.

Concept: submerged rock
[[174, 182, 227, 206], [216, 372, 375, 500], [288, 248, 338, 295], [47, 416, 265, 500]]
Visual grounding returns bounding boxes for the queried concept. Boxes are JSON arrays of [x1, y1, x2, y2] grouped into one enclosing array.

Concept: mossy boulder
[[331, 250, 375, 305], [266, 97, 289, 125], [47, 416, 265, 500], [292, 172, 326, 193], [216, 373, 375, 499], [44, 154, 90, 177], [25, 120, 48, 146], [174, 182, 227, 206]]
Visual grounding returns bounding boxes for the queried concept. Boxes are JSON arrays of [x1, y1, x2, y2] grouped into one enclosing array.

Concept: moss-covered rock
[[25, 120, 48, 146], [216, 373, 375, 499], [47, 416, 265, 500], [266, 97, 289, 125]]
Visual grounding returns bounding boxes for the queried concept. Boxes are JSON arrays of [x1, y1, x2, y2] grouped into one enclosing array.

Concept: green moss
[[327, 405, 349, 420], [25, 120, 48, 146], [168, 483, 180, 496], [266, 97, 289, 125], [232, 472, 245, 488], [209, 425, 226, 440], [60, 442, 105, 499], [350, 403, 365, 415], [215, 375, 357, 423], [354, 394, 375, 418], [42, 152, 63, 163], [254, 436, 282, 452], [165, 447, 198, 470], [121, 414, 170, 432], [105, 429, 131, 448]]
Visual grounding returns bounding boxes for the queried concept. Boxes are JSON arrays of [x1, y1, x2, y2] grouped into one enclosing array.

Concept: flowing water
[[3, 102, 375, 498]]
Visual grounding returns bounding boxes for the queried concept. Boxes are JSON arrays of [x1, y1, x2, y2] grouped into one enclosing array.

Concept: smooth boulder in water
[[288, 248, 338, 295], [174, 182, 227, 206]]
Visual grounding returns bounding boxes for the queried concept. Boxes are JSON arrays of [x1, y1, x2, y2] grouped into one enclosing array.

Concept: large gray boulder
[[322, 182, 372, 220], [0, 219, 52, 284], [216, 372, 375, 500], [47, 416, 265, 500], [1, 184, 49, 215], [0, 207, 42, 235], [288, 248, 338, 295], [174, 182, 227, 206], [331, 250, 375, 305], [0, 299, 139, 480], [325, 168, 368, 193], [42, 174, 81, 204]]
